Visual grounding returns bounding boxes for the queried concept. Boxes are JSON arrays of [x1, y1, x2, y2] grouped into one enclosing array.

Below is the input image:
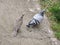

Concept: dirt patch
[[0, 0, 58, 45]]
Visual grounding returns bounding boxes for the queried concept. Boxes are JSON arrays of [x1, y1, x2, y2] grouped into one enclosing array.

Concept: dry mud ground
[[0, 0, 59, 45]]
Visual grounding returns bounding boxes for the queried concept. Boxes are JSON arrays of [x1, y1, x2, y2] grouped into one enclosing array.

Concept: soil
[[0, 0, 59, 45]]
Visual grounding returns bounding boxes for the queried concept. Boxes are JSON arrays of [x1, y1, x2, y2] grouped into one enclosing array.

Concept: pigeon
[[26, 10, 45, 27]]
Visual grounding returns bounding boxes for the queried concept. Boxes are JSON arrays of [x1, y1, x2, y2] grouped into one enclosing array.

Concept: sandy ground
[[0, 0, 59, 45]]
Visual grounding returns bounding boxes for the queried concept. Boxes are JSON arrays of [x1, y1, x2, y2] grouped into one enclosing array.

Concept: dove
[[26, 10, 45, 27]]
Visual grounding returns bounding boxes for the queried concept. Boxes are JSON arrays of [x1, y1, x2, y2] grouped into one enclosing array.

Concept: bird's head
[[39, 9, 45, 16]]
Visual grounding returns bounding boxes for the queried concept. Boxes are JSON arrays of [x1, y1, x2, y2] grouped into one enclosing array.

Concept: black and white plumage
[[26, 10, 45, 27]]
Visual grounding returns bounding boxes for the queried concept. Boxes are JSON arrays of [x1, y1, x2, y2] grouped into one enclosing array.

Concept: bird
[[26, 9, 45, 28]]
